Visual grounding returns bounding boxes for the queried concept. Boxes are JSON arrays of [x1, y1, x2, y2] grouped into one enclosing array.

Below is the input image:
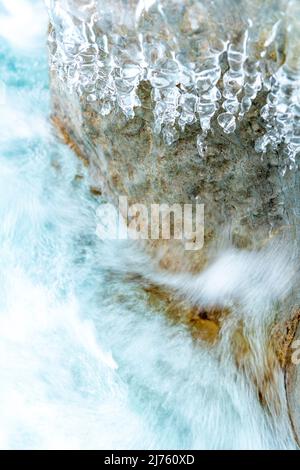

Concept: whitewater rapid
[[0, 0, 297, 449]]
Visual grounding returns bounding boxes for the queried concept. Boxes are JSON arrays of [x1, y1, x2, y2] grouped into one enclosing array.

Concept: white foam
[[0, 90, 49, 143], [0, 0, 47, 51]]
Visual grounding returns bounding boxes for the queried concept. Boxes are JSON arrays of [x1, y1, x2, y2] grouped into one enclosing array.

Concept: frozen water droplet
[[87, 94, 97, 102], [197, 134, 207, 157], [217, 112, 236, 133], [255, 135, 269, 153], [100, 100, 112, 116], [240, 96, 252, 114], [223, 98, 239, 114], [199, 116, 211, 133], [122, 63, 142, 81], [162, 127, 179, 146]]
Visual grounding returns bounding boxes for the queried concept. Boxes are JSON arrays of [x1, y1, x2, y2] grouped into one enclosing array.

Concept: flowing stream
[[0, 0, 297, 449]]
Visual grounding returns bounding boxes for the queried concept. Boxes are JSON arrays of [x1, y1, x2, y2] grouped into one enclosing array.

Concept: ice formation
[[46, 0, 300, 163]]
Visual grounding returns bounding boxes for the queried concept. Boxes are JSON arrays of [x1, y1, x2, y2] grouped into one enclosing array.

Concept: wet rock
[[285, 313, 300, 446], [49, 0, 300, 273], [48, 0, 300, 443]]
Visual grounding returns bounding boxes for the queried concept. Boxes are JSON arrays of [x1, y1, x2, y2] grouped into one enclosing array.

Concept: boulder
[[47, 0, 300, 443]]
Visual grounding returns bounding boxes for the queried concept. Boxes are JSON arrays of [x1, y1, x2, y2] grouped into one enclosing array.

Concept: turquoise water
[[0, 0, 296, 450]]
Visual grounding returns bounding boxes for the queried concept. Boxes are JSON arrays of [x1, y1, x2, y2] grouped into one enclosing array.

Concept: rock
[[48, 0, 300, 272], [285, 313, 300, 446], [47, 0, 300, 442]]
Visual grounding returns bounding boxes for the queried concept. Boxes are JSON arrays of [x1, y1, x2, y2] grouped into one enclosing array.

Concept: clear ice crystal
[[46, 0, 300, 162], [217, 112, 236, 134], [196, 134, 207, 158], [257, 65, 300, 163]]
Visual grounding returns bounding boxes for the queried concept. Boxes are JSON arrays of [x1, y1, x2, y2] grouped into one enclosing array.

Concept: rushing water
[[0, 0, 297, 450]]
